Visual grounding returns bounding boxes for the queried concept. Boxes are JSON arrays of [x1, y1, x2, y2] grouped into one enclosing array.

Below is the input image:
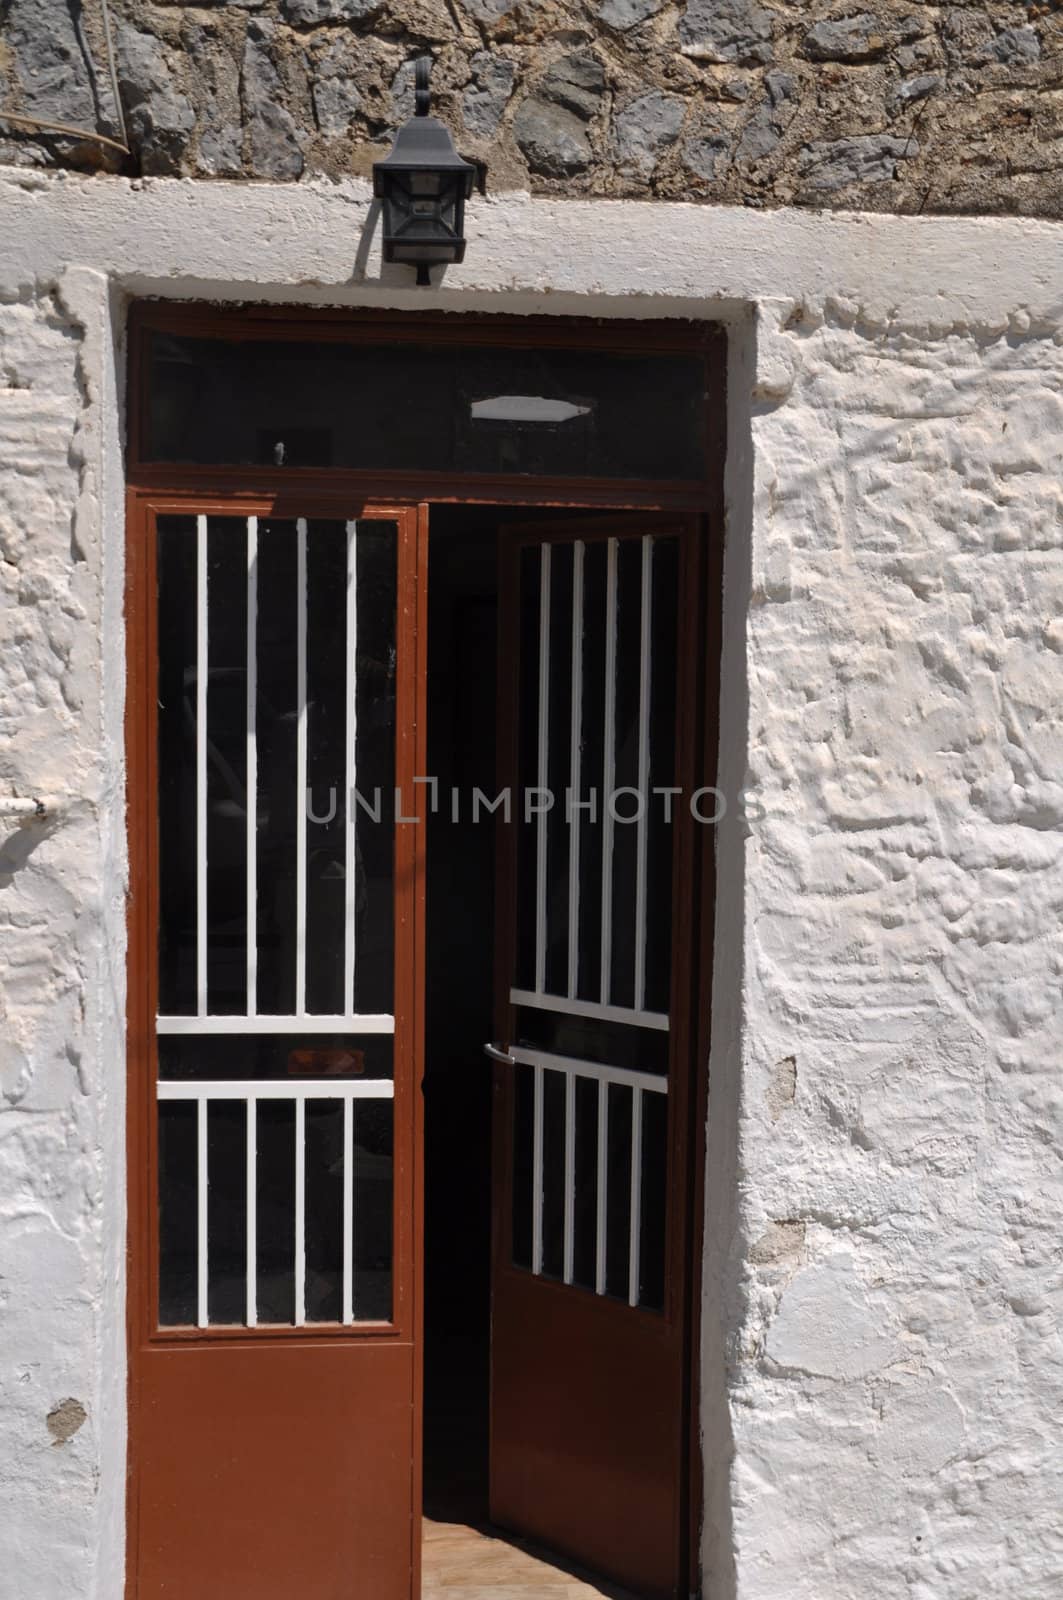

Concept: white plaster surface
[[0, 168, 1060, 1600]]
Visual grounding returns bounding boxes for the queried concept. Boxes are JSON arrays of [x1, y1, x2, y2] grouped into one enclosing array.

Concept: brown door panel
[[134, 1342, 416, 1600], [491, 1273, 683, 1600]]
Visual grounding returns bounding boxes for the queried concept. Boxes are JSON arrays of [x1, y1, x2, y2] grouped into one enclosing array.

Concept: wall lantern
[[373, 58, 476, 286]]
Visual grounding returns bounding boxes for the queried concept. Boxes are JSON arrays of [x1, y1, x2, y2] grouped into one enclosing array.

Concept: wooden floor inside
[[423, 1518, 636, 1599]]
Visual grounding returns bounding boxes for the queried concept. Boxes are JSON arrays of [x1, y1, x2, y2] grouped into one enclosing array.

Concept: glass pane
[[305, 524, 349, 1016], [572, 1075, 599, 1292], [207, 1100, 247, 1324], [514, 1008, 668, 1078], [543, 545, 573, 996], [608, 539, 643, 1009], [512, 1062, 533, 1270], [158, 1034, 395, 1080], [154, 509, 398, 1332], [575, 540, 606, 1003], [146, 333, 707, 481], [513, 545, 541, 992], [157, 517, 198, 1015], [645, 538, 679, 1014], [158, 515, 397, 1022], [604, 1082, 633, 1301], [351, 1099, 393, 1322], [255, 519, 299, 1016], [540, 1066, 565, 1281], [353, 524, 397, 1015], [637, 1091, 668, 1313], [158, 1101, 197, 1326], [305, 1099, 343, 1323], [256, 1099, 296, 1324]]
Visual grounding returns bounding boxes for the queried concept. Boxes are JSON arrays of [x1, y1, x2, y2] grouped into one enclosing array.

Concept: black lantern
[[373, 58, 476, 286]]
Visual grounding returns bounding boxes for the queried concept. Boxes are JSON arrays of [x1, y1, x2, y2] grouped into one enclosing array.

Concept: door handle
[[483, 1041, 516, 1065]]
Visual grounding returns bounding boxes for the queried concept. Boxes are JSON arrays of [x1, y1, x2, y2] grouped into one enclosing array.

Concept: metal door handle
[[483, 1041, 516, 1065]]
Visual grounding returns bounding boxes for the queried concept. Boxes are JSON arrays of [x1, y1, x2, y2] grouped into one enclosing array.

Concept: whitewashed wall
[[0, 170, 1059, 1600], [706, 301, 1063, 1600]]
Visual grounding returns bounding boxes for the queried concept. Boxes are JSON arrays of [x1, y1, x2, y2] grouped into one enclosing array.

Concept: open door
[[126, 498, 425, 1600], [488, 515, 703, 1600]]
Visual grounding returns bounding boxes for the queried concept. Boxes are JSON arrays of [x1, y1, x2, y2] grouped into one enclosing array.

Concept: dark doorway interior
[[422, 506, 500, 1521], [422, 504, 612, 1523]]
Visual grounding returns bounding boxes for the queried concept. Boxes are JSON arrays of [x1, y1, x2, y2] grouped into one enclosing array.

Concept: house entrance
[[125, 306, 723, 1600]]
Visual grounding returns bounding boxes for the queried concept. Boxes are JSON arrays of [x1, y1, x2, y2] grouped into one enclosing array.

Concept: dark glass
[[157, 517, 198, 1015], [604, 1082, 633, 1301], [572, 1075, 599, 1291], [146, 333, 707, 481], [513, 545, 541, 992], [514, 1008, 668, 1077], [575, 541, 606, 1003], [351, 1099, 393, 1321], [512, 1062, 534, 1270], [158, 1034, 395, 1081], [305, 523, 349, 1016], [305, 1100, 343, 1323], [256, 1099, 296, 1324], [638, 1090, 668, 1312], [352, 524, 397, 1015], [158, 1101, 197, 1325], [544, 544, 574, 995], [206, 521, 249, 1014], [540, 1067, 566, 1281], [608, 539, 643, 1007], [255, 520, 300, 1016], [207, 1100, 247, 1323], [645, 537, 679, 1015]]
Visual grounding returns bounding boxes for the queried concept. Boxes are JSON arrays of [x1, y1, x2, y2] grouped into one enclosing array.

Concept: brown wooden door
[[126, 495, 426, 1600], [489, 516, 703, 1600]]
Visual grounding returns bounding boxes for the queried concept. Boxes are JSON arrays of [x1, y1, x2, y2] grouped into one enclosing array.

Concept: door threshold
[[422, 1516, 638, 1599]]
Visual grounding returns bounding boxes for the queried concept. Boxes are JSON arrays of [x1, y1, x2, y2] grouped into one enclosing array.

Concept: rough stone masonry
[[0, 0, 1061, 215]]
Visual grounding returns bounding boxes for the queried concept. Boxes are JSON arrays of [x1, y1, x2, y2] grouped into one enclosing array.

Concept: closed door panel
[[127, 502, 424, 1600], [489, 518, 700, 1600]]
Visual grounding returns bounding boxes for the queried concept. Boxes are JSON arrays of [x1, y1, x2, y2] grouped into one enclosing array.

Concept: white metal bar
[[510, 1045, 668, 1098], [295, 517, 308, 1017], [532, 1062, 544, 1276], [196, 513, 208, 1018], [246, 516, 258, 1019], [344, 521, 358, 1017], [628, 1085, 643, 1309], [157, 1012, 395, 1036], [595, 1078, 608, 1296], [563, 1069, 575, 1285], [600, 537, 618, 1006], [567, 540, 584, 1000], [197, 1096, 208, 1327], [634, 537, 653, 1013], [294, 1097, 306, 1326], [509, 988, 669, 1033], [246, 1096, 257, 1327], [535, 545, 551, 996], [342, 1094, 354, 1326], [158, 1078, 395, 1101]]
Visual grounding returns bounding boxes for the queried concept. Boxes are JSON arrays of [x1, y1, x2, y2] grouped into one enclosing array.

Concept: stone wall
[[0, 0, 1061, 215]]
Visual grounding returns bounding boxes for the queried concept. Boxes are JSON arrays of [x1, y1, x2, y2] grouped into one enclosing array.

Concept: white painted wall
[[0, 168, 1059, 1600]]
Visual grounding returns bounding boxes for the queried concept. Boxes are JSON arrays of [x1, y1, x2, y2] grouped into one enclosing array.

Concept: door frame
[[125, 301, 725, 1597]]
